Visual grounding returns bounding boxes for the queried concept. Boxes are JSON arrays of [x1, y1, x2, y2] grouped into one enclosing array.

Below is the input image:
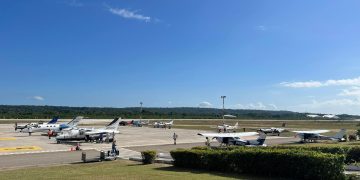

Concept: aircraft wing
[[197, 132, 258, 138], [293, 130, 330, 134]]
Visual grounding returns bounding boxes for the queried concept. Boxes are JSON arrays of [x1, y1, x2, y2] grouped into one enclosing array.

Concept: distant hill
[[0, 105, 359, 120]]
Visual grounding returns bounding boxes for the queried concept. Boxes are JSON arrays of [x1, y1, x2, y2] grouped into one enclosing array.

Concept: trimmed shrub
[[141, 150, 157, 164], [171, 148, 345, 180], [349, 135, 357, 141]]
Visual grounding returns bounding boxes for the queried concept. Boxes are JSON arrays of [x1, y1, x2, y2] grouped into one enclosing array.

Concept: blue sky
[[1, 0, 360, 114]]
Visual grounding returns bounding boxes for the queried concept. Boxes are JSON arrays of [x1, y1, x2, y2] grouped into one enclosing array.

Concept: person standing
[[173, 133, 178, 145]]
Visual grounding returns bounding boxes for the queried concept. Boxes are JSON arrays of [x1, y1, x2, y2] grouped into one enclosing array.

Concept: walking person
[[173, 133, 178, 145]]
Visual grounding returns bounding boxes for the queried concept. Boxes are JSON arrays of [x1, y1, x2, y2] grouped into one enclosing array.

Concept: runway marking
[[0, 137, 16, 141], [0, 148, 98, 156], [0, 146, 42, 152]]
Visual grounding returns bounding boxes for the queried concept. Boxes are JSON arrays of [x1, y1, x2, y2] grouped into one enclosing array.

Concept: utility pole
[[140, 102, 143, 120], [221, 96, 226, 120]]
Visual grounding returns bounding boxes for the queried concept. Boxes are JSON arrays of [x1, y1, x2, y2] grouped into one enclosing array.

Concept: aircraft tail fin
[[48, 117, 59, 124], [106, 117, 121, 130], [256, 132, 267, 145], [333, 129, 346, 139], [234, 122, 239, 129], [67, 116, 83, 127]]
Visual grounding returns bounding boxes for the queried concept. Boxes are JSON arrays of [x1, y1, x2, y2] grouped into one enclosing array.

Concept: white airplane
[[55, 117, 121, 143], [21, 116, 83, 136], [15, 117, 59, 131], [293, 129, 346, 143], [217, 122, 239, 132], [223, 114, 237, 118], [198, 132, 267, 146], [258, 127, 285, 136], [153, 120, 174, 129]]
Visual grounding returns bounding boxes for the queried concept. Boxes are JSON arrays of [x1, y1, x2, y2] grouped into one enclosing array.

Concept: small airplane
[[21, 116, 83, 136], [217, 122, 239, 132], [258, 127, 285, 136], [223, 114, 237, 118], [293, 129, 346, 143], [132, 120, 150, 127], [55, 117, 121, 143], [153, 120, 174, 129], [14, 117, 59, 131], [198, 132, 267, 146], [119, 120, 133, 126]]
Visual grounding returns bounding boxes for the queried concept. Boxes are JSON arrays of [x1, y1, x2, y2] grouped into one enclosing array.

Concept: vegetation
[[0, 105, 359, 120], [171, 147, 345, 180], [0, 160, 272, 180], [141, 150, 157, 164]]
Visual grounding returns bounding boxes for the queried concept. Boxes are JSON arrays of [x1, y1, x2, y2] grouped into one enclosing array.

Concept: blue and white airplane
[[198, 132, 267, 147], [15, 117, 59, 131], [55, 117, 121, 143], [21, 116, 83, 136]]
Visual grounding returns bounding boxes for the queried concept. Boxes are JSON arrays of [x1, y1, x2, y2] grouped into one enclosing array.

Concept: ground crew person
[[47, 129, 52, 139], [205, 137, 210, 146], [112, 140, 117, 154], [173, 133, 178, 145]]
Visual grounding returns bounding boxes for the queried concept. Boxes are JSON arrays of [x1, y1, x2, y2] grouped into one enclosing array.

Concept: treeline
[[0, 105, 358, 120]]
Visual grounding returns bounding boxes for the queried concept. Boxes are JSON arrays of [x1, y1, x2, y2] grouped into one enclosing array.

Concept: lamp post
[[221, 96, 226, 120], [140, 102, 143, 120]]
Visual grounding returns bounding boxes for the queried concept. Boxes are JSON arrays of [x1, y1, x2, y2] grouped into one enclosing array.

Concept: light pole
[[140, 102, 143, 120], [221, 96, 226, 120]]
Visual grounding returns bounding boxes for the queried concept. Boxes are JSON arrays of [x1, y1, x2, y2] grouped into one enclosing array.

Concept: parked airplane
[[217, 122, 239, 132], [258, 127, 285, 136], [198, 132, 267, 146], [21, 116, 83, 136], [15, 117, 59, 131], [55, 117, 121, 143], [293, 129, 346, 143], [153, 120, 173, 129], [223, 114, 237, 118], [132, 120, 150, 127]]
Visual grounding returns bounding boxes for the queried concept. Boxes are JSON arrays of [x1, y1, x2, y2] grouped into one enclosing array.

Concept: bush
[[171, 148, 345, 180], [349, 135, 357, 141], [356, 129, 360, 136], [346, 146, 360, 163], [141, 150, 157, 164]]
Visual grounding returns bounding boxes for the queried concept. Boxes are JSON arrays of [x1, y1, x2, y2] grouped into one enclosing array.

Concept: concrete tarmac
[[0, 124, 297, 170]]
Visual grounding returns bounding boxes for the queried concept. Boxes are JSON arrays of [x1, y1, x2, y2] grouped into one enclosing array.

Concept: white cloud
[[292, 98, 360, 114], [281, 77, 360, 88], [198, 101, 212, 108], [109, 8, 151, 22], [255, 25, 267, 31], [31, 96, 45, 101], [339, 87, 360, 98], [232, 102, 277, 110], [65, 0, 83, 7], [268, 104, 278, 110]]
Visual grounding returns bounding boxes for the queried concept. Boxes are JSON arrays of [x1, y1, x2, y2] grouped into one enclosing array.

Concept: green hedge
[[171, 148, 345, 180], [273, 146, 360, 163], [141, 150, 157, 164], [194, 145, 360, 164]]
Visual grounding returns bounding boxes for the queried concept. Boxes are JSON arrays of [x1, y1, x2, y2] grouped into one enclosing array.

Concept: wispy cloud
[[108, 7, 151, 22], [65, 0, 83, 7], [339, 86, 360, 98], [255, 25, 267, 31], [198, 101, 212, 108], [232, 102, 277, 110], [30, 96, 45, 101], [280, 77, 360, 88]]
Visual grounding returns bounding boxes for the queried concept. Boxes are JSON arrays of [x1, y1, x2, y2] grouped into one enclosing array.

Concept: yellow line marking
[[0, 137, 17, 141], [0, 146, 42, 152]]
